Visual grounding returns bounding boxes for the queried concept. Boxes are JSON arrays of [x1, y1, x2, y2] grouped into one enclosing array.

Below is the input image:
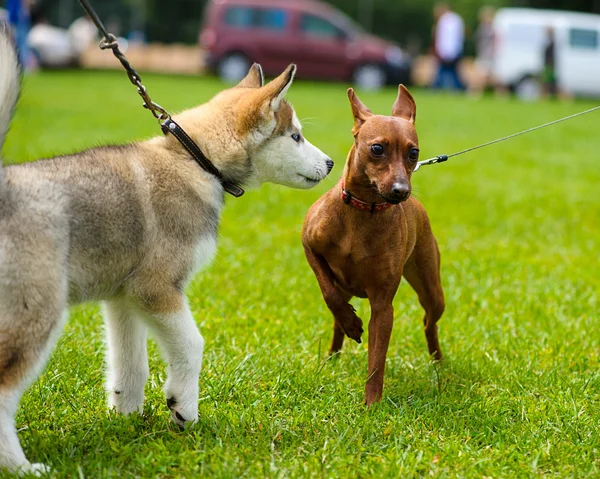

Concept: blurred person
[[542, 26, 558, 98], [68, 15, 97, 58], [431, 2, 465, 91], [28, 15, 73, 67], [470, 5, 496, 96], [28, 15, 97, 68], [6, 0, 36, 69]]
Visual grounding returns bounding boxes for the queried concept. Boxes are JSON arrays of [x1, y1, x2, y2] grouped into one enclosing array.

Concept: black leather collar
[[161, 118, 244, 198]]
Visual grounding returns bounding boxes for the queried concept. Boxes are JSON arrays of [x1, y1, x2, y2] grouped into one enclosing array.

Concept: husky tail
[[0, 23, 20, 180]]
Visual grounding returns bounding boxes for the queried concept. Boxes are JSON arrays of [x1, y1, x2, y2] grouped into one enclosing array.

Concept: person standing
[[542, 27, 558, 98], [6, 0, 33, 68], [431, 2, 465, 91], [470, 6, 496, 95]]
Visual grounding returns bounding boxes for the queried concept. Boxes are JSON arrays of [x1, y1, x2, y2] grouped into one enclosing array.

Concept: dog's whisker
[[411, 187, 425, 201]]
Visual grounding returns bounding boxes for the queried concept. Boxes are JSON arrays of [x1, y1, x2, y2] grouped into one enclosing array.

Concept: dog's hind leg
[[104, 300, 149, 415], [329, 289, 353, 355], [0, 281, 67, 475], [136, 291, 203, 430], [330, 321, 345, 356], [0, 389, 52, 476], [0, 219, 69, 474], [403, 236, 445, 361]]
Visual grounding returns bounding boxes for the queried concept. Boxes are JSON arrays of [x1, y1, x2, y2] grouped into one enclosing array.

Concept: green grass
[[2, 70, 599, 478]]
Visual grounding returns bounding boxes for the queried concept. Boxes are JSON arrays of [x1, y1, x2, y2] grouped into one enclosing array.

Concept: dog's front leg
[[140, 295, 203, 429], [303, 246, 363, 349], [104, 300, 149, 415], [365, 298, 394, 406]]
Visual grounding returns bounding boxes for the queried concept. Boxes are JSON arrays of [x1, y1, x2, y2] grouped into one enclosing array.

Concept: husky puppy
[[0, 27, 332, 474]]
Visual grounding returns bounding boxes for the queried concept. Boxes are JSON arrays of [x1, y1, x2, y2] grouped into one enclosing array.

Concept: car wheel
[[515, 76, 541, 101], [217, 53, 251, 83], [353, 64, 386, 91]]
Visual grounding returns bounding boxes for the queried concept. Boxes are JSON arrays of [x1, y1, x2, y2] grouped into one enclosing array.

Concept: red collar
[[341, 183, 395, 213]]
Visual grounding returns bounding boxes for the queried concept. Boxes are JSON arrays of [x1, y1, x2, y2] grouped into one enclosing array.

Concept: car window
[[569, 28, 598, 49], [224, 7, 253, 28], [256, 9, 287, 30], [301, 14, 344, 39], [506, 23, 545, 45], [224, 7, 288, 31]]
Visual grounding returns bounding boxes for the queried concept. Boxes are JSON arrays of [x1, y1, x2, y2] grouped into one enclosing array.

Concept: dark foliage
[[5, 0, 599, 49]]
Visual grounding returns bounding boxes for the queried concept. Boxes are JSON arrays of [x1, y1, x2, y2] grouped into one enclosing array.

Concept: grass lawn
[[2, 70, 599, 478]]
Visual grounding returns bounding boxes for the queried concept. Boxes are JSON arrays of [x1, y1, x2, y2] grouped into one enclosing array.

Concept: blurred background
[[1, 0, 600, 99]]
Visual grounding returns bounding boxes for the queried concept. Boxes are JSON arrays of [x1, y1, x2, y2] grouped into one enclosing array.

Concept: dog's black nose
[[391, 182, 410, 201], [326, 158, 334, 173]]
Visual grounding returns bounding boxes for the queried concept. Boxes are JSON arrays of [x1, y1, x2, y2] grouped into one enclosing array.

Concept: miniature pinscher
[[302, 85, 445, 405]]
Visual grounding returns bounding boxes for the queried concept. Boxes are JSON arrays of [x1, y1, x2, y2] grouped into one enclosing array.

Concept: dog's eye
[[370, 144, 384, 156], [292, 133, 301, 143], [409, 148, 419, 161]]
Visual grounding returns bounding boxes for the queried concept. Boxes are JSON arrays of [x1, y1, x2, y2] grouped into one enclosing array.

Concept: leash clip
[[414, 154, 448, 172]]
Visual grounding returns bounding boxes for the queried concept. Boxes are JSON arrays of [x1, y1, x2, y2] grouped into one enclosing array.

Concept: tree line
[[146, 0, 600, 50], [13, 0, 600, 52]]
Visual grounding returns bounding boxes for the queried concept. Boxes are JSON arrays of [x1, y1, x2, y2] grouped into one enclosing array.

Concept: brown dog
[[302, 85, 444, 405]]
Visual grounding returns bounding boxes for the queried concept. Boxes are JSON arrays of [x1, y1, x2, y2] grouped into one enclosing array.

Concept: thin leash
[[415, 104, 600, 171], [76, 0, 244, 197]]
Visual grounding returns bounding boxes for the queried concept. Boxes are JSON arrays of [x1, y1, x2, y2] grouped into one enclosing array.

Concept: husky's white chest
[[192, 234, 218, 274]]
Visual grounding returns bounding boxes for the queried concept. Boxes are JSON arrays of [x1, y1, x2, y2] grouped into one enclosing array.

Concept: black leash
[[415, 104, 600, 172], [76, 0, 244, 197]]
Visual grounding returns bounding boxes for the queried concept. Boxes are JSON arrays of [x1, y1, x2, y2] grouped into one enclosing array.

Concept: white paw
[[16, 462, 51, 476], [165, 396, 198, 430], [108, 389, 144, 415], [30, 463, 51, 476], [164, 376, 199, 429]]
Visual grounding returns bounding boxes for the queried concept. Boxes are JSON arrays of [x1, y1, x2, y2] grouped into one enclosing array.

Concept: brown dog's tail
[[0, 23, 20, 184]]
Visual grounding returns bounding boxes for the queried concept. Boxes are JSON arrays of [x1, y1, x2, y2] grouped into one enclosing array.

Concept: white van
[[492, 8, 600, 98]]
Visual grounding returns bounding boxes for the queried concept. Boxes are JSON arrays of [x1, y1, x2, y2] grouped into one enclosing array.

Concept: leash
[[414, 104, 600, 172], [76, 0, 244, 197]]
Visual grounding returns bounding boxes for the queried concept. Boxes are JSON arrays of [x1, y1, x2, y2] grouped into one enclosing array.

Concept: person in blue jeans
[[431, 2, 465, 91], [6, 0, 34, 69]]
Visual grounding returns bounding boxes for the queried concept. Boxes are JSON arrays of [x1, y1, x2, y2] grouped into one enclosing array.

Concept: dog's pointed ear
[[392, 84, 416, 123], [260, 64, 296, 112], [236, 63, 264, 88], [348, 88, 372, 135]]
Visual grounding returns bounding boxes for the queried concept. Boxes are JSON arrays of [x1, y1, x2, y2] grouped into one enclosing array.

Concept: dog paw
[[16, 462, 51, 477], [30, 463, 51, 476], [166, 397, 198, 430], [364, 382, 383, 406], [337, 305, 364, 343], [109, 389, 144, 415]]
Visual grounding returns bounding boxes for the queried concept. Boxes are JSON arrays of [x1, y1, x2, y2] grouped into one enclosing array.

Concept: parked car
[[199, 0, 411, 89], [493, 8, 600, 98]]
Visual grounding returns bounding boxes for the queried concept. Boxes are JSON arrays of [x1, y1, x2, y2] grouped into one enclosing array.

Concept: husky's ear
[[392, 84, 416, 123], [261, 64, 296, 112], [236, 63, 264, 88], [348, 88, 372, 136]]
